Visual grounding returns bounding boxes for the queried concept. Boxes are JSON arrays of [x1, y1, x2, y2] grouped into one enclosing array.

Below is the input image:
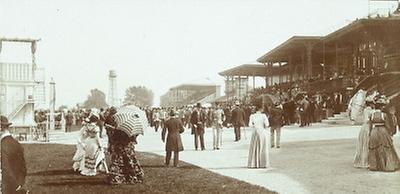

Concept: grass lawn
[[24, 144, 275, 194]]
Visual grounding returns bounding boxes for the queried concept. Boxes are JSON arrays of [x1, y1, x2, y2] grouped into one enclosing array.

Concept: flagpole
[[368, 0, 371, 16]]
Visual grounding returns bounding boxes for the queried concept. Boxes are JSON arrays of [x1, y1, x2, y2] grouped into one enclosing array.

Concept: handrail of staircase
[[7, 93, 34, 119]]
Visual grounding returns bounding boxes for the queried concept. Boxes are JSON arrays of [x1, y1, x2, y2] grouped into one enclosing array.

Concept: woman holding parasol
[[106, 105, 145, 184]]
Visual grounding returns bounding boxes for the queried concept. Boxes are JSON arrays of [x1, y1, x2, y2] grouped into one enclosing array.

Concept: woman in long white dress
[[72, 113, 104, 176], [248, 103, 270, 168], [72, 119, 91, 172], [353, 98, 374, 168], [348, 89, 367, 124]]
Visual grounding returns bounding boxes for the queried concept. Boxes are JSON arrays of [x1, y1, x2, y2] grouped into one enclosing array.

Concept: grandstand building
[[220, 11, 400, 107], [160, 83, 221, 107]]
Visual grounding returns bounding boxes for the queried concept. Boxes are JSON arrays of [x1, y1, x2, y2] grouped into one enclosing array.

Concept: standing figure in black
[[162, 110, 184, 167], [1, 115, 27, 194], [190, 103, 207, 150], [231, 101, 245, 141]]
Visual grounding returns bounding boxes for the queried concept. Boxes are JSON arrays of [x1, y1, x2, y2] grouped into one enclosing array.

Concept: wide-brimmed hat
[[0, 115, 12, 128], [196, 103, 202, 108], [365, 95, 375, 103], [375, 95, 389, 105], [169, 110, 177, 117]]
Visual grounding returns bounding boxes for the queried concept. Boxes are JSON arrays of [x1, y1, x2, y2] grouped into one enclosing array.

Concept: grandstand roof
[[218, 64, 288, 77], [257, 36, 323, 63], [170, 84, 216, 91], [324, 17, 400, 43], [0, 37, 41, 43]]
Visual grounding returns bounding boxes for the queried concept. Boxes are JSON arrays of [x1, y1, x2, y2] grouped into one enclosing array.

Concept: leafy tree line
[[123, 86, 154, 107], [81, 86, 154, 109]]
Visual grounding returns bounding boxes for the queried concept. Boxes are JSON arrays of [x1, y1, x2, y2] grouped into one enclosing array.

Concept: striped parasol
[[113, 105, 148, 137]]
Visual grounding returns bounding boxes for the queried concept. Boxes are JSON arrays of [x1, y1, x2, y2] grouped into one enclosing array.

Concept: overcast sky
[[1, 0, 398, 107]]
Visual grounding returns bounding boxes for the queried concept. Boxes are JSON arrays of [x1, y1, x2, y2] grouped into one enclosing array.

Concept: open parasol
[[113, 105, 149, 137], [257, 94, 280, 106]]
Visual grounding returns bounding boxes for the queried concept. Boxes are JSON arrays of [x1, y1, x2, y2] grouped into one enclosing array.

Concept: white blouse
[[249, 111, 269, 129]]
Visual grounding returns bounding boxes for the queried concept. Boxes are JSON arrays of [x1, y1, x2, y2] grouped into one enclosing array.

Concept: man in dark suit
[[190, 103, 207, 150], [231, 101, 245, 141], [1, 115, 27, 194], [269, 103, 284, 148], [162, 110, 184, 167], [65, 111, 74, 133]]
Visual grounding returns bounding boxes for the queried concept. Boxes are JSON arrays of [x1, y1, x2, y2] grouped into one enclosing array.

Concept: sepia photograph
[[0, 0, 400, 193]]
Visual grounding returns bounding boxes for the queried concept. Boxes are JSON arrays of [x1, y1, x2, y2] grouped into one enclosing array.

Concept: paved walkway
[[38, 123, 400, 194]]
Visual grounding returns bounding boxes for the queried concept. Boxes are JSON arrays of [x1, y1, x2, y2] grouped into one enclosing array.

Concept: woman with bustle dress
[[368, 95, 400, 172], [353, 95, 374, 168], [105, 107, 144, 184], [248, 100, 270, 168], [348, 89, 367, 124], [72, 112, 105, 176]]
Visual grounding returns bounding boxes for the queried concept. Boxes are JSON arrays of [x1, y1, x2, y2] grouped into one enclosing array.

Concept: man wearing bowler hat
[[1, 115, 27, 194], [190, 103, 207, 150], [231, 101, 245, 142]]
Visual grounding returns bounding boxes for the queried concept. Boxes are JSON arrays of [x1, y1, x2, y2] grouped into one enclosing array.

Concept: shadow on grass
[[39, 178, 108, 186], [141, 164, 199, 169], [28, 169, 77, 176]]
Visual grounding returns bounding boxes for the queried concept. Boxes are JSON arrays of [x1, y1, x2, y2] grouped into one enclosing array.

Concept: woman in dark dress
[[368, 95, 400, 172], [105, 108, 144, 184]]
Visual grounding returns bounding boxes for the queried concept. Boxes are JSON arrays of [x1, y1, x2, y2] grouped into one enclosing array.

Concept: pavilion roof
[[324, 17, 400, 43], [0, 37, 41, 43], [257, 36, 323, 63], [218, 64, 288, 77], [170, 84, 216, 91]]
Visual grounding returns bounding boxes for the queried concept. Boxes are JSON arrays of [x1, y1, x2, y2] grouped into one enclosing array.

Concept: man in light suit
[[1, 115, 27, 194], [190, 103, 207, 150], [231, 101, 245, 141]]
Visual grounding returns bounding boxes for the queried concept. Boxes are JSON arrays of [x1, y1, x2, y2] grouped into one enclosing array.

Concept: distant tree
[[58, 105, 68, 111], [83, 88, 108, 109], [123, 86, 154, 107]]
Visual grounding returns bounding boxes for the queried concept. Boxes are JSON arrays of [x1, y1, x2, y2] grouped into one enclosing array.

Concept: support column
[[265, 76, 268, 88], [229, 76, 232, 100], [31, 41, 37, 79], [278, 62, 282, 84], [253, 75, 255, 90], [301, 50, 305, 80], [305, 43, 314, 79], [269, 62, 273, 85], [288, 55, 293, 82], [238, 76, 241, 98], [335, 43, 339, 75], [246, 76, 249, 94]]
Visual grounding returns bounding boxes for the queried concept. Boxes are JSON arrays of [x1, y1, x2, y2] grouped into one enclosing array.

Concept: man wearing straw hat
[[1, 115, 27, 194]]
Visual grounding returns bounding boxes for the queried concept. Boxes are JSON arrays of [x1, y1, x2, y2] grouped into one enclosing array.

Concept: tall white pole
[[48, 78, 56, 141]]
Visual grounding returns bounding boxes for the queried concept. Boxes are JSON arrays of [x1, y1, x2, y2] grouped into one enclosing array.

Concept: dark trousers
[[154, 121, 160, 132], [234, 125, 241, 141], [194, 126, 205, 150], [300, 112, 309, 126], [66, 124, 72, 132], [161, 119, 166, 130], [166, 151, 179, 166]]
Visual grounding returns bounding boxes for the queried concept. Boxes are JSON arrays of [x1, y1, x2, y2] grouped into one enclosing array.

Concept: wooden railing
[[0, 62, 33, 81]]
